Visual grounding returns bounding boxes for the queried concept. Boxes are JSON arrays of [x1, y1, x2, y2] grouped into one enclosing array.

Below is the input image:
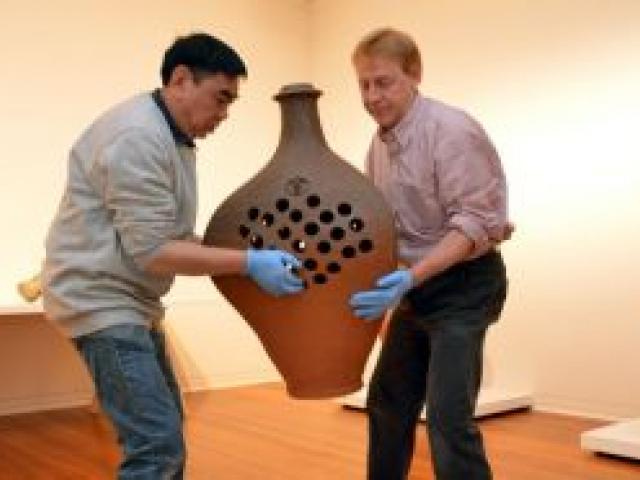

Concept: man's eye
[[216, 96, 230, 106]]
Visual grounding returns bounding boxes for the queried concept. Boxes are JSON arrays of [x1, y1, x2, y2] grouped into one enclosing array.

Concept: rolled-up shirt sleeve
[[435, 118, 508, 256], [96, 128, 177, 267]]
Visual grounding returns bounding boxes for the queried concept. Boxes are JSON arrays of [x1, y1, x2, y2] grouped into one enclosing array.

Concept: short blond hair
[[352, 28, 422, 78]]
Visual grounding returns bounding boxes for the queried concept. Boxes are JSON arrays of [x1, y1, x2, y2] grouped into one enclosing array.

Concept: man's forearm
[[144, 240, 247, 277], [409, 229, 473, 284]]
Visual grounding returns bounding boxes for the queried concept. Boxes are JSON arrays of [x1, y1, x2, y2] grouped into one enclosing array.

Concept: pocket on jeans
[[406, 268, 465, 315]]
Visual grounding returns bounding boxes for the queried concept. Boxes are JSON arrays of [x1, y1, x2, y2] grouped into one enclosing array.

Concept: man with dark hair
[[349, 28, 511, 479], [42, 32, 303, 479]]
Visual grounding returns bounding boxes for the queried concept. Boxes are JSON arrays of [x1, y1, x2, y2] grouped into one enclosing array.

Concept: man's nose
[[364, 85, 382, 104]]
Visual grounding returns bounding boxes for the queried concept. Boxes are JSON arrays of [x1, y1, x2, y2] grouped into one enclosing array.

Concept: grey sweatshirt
[[43, 92, 197, 337]]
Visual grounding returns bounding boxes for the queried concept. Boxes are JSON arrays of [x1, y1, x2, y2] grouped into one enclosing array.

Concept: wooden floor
[[0, 383, 638, 479]]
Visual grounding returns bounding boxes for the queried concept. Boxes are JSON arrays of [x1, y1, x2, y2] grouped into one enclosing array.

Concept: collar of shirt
[[151, 89, 195, 149], [377, 92, 422, 156]]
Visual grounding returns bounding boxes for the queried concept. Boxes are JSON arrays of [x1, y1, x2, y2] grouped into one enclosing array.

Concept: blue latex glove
[[246, 249, 304, 297], [349, 269, 414, 321]]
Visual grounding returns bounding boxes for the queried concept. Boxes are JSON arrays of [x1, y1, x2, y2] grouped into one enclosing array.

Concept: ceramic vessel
[[204, 83, 396, 398]]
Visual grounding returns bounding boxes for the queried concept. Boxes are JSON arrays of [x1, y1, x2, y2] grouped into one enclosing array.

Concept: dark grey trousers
[[367, 250, 507, 480]]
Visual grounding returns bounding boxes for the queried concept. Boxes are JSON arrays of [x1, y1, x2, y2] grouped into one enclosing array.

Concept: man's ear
[[168, 64, 192, 88], [408, 64, 422, 86]]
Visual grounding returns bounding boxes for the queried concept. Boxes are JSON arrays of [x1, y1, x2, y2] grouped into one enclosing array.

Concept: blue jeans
[[74, 323, 185, 480]]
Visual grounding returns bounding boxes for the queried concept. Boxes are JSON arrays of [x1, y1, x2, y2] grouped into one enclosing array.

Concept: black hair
[[161, 32, 247, 85]]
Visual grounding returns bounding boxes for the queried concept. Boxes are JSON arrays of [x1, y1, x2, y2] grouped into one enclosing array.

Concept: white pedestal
[[339, 385, 533, 419], [581, 418, 640, 460]]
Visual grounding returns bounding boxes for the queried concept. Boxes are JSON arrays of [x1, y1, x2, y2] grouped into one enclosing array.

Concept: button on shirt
[[365, 94, 508, 265]]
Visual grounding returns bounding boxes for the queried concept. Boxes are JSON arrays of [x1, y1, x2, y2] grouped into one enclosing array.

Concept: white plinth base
[[338, 385, 533, 419], [581, 418, 640, 460]]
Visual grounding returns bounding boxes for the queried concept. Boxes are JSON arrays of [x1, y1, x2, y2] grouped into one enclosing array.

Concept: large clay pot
[[204, 83, 396, 399]]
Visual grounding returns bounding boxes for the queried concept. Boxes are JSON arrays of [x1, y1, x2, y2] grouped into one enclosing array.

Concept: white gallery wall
[[1, 0, 639, 419]]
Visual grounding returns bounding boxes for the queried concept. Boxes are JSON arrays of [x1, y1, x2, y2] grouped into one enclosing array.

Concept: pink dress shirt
[[365, 94, 508, 265]]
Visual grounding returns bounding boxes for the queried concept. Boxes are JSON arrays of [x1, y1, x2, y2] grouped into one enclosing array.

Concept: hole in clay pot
[[313, 273, 327, 284], [248, 208, 260, 221], [319, 210, 334, 224], [276, 198, 290, 212], [261, 212, 275, 227], [327, 262, 341, 274], [349, 218, 364, 232], [330, 226, 345, 241], [292, 239, 306, 253], [342, 245, 356, 258], [250, 235, 264, 248], [304, 258, 318, 271], [306, 195, 321, 208], [278, 226, 291, 240], [290, 209, 303, 222], [304, 222, 320, 236], [359, 239, 374, 253], [337, 203, 352, 216], [317, 241, 331, 254], [239, 225, 250, 238]]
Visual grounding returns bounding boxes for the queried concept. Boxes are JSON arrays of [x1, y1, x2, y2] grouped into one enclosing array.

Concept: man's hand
[[349, 269, 414, 321], [502, 221, 515, 242], [246, 249, 305, 297]]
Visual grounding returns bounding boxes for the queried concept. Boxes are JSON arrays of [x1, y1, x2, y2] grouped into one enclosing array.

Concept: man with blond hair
[[349, 28, 511, 479]]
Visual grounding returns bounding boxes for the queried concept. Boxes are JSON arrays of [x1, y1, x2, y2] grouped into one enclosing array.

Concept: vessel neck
[[276, 91, 329, 151]]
